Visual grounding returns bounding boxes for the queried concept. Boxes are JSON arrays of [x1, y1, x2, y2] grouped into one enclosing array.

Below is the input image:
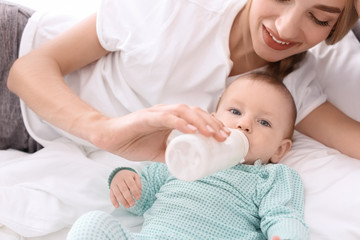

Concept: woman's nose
[[275, 8, 301, 40]]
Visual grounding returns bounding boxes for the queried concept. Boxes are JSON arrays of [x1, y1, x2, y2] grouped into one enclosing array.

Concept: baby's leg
[[67, 211, 135, 240], [0, 1, 42, 152]]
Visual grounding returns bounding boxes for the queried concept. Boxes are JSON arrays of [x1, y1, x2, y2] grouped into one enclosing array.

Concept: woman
[[2, 0, 360, 162]]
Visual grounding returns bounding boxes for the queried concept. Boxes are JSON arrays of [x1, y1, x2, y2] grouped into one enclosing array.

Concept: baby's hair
[[248, 71, 296, 135], [219, 71, 297, 139]]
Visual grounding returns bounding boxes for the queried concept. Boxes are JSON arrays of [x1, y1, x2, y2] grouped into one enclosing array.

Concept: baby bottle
[[165, 128, 249, 181]]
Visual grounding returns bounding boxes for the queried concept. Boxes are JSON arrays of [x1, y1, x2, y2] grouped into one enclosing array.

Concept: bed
[[1, 5, 360, 240]]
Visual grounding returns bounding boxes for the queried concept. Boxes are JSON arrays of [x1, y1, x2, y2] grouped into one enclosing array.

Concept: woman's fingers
[[146, 104, 230, 141], [187, 106, 230, 139]]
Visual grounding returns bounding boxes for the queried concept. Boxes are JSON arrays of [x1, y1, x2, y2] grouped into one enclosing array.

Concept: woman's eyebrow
[[314, 4, 342, 13]]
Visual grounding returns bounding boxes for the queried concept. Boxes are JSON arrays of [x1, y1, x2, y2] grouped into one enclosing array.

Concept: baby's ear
[[270, 139, 292, 163]]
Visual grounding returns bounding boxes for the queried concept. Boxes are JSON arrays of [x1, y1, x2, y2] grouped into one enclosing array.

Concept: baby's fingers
[[125, 173, 142, 200], [110, 190, 120, 208], [111, 183, 135, 208]]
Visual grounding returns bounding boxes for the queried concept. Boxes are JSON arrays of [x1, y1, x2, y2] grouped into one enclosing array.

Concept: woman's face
[[249, 0, 346, 62]]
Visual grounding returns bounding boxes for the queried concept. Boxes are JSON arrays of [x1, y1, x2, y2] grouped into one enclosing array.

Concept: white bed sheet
[[0, 138, 147, 240]]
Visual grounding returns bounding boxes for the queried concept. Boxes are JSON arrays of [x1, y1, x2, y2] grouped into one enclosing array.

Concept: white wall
[[8, 0, 100, 18]]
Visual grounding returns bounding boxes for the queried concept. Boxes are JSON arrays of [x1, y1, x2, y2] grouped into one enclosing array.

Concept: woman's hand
[[91, 104, 230, 162], [110, 170, 142, 208]]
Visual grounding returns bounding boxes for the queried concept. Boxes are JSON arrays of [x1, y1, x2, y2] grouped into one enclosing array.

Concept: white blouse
[[19, 0, 325, 147]]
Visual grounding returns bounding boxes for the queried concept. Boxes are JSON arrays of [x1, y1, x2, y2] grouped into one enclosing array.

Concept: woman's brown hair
[[326, 0, 359, 44]]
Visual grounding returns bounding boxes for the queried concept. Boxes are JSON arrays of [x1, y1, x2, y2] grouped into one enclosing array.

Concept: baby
[[68, 72, 309, 240]]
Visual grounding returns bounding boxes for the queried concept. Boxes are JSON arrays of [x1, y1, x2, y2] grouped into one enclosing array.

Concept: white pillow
[[281, 30, 360, 240]]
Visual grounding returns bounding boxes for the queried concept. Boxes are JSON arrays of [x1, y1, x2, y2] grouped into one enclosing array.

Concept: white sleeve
[[308, 31, 360, 121], [96, 0, 175, 51], [283, 53, 327, 125]]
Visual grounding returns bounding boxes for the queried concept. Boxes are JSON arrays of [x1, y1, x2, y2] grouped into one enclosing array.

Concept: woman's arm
[[296, 101, 360, 160], [8, 14, 228, 161], [8, 13, 109, 142]]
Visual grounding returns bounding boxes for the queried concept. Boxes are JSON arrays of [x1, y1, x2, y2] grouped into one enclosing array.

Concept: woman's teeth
[[269, 32, 290, 45]]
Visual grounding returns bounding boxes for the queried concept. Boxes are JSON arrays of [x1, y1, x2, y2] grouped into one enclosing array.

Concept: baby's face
[[213, 77, 292, 164]]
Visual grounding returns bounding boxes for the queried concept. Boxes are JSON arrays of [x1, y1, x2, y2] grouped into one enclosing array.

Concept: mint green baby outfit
[[68, 162, 309, 240]]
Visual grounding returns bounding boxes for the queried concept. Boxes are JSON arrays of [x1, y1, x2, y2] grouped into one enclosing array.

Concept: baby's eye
[[259, 120, 271, 127], [230, 109, 241, 115]]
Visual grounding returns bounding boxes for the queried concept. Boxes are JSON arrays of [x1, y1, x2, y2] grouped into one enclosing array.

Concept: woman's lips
[[262, 25, 295, 51]]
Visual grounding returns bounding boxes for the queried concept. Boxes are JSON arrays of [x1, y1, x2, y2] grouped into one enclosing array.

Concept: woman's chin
[[257, 53, 283, 63], [256, 50, 294, 63]]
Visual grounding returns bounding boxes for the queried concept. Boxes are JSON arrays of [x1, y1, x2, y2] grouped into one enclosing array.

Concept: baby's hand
[[110, 170, 142, 208], [272, 236, 292, 240]]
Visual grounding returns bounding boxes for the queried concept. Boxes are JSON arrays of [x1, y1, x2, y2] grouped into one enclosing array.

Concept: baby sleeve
[[257, 164, 310, 240], [126, 163, 170, 216]]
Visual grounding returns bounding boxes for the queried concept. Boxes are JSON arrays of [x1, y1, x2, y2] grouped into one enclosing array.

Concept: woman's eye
[[230, 109, 241, 115], [309, 12, 329, 27], [259, 120, 271, 127]]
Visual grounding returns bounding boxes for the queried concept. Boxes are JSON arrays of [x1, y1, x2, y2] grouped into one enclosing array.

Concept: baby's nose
[[236, 119, 251, 133]]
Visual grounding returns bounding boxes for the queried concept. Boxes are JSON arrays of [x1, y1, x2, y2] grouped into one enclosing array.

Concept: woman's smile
[[247, 0, 345, 62], [262, 25, 296, 51]]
